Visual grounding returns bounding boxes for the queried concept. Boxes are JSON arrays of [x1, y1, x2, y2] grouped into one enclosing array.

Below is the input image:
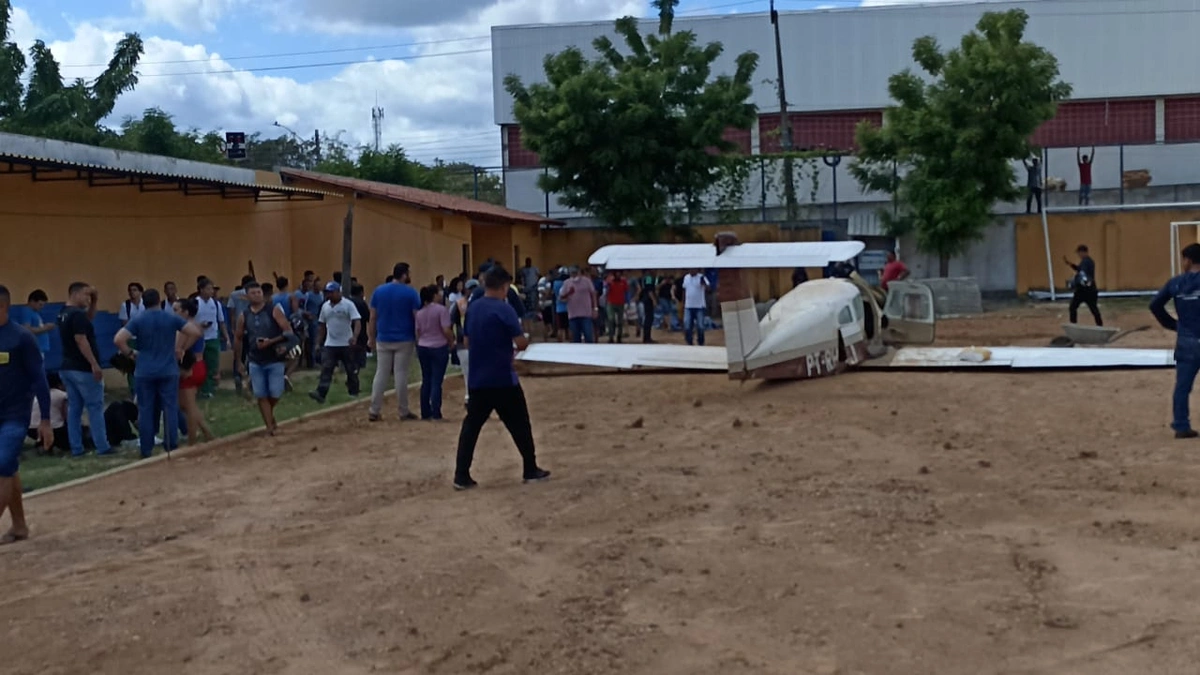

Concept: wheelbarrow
[[1051, 324, 1150, 348]]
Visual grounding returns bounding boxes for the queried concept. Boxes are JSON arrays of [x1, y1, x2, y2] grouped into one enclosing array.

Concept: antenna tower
[[371, 96, 385, 152]]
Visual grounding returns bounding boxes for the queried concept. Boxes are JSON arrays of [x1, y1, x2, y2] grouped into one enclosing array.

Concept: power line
[[137, 48, 491, 78], [60, 35, 493, 69]]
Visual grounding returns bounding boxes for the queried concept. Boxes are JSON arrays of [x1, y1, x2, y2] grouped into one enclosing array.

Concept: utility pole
[[770, 0, 798, 220]]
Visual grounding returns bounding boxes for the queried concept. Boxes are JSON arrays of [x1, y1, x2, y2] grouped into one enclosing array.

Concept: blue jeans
[[1173, 359, 1200, 432], [249, 361, 286, 399], [417, 345, 450, 419], [60, 369, 110, 455], [684, 307, 706, 346], [153, 403, 188, 441], [569, 317, 595, 343], [136, 375, 180, 458]]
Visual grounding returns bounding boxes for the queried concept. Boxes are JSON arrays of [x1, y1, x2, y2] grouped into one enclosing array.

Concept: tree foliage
[[504, 0, 758, 240], [0, 0, 501, 205], [0, 0, 144, 143], [850, 8, 1071, 274]]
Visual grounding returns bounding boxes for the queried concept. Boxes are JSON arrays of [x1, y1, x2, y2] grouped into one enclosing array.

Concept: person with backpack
[[233, 282, 297, 435], [118, 282, 148, 395]]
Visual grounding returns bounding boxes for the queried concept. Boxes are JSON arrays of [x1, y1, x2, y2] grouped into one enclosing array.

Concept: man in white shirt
[[195, 278, 230, 398], [118, 282, 147, 327], [309, 282, 362, 404], [681, 269, 710, 346]]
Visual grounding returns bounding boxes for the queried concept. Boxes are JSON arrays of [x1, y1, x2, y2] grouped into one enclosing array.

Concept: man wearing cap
[[368, 263, 421, 422], [309, 282, 362, 404]]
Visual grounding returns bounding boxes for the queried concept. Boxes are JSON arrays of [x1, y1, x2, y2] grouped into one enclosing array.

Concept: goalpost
[[1170, 220, 1200, 277], [1038, 201, 1200, 301]]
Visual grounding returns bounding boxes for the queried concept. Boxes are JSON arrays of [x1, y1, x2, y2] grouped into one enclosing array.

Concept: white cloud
[[133, 0, 244, 32], [7, 5, 41, 46], [12, 0, 644, 168]]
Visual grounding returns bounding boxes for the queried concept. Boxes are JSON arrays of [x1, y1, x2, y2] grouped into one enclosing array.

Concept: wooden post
[[341, 195, 354, 288]]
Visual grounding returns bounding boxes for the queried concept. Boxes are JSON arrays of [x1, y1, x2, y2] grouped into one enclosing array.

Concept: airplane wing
[[864, 346, 1175, 370], [516, 343, 728, 372], [588, 241, 865, 270]]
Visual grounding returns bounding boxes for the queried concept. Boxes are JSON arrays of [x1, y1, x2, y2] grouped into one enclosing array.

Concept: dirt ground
[[6, 301, 1200, 675]]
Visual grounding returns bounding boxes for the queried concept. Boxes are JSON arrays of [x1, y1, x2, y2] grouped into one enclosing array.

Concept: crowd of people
[[0, 254, 747, 543]]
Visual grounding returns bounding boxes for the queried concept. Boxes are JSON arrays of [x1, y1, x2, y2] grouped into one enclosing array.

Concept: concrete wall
[[898, 218, 1018, 294]]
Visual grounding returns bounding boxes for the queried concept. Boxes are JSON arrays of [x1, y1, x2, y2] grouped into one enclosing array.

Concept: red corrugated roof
[[279, 168, 563, 226]]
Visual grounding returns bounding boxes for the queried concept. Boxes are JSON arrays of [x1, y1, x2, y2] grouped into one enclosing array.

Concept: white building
[[491, 0, 1200, 289]]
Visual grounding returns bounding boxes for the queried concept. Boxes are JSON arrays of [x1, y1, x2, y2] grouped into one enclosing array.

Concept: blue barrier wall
[[13, 302, 230, 372]]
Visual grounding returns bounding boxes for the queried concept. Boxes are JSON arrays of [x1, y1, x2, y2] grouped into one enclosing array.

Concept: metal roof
[[0, 152, 338, 201], [280, 168, 564, 225]]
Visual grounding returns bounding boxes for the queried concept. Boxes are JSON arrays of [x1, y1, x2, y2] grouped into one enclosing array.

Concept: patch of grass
[[20, 358, 450, 492]]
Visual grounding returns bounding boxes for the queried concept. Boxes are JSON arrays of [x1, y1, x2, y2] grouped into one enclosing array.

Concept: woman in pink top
[[415, 285, 455, 420]]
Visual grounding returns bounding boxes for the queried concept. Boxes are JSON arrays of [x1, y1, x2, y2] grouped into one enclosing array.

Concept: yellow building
[[0, 133, 558, 371], [277, 169, 557, 289]]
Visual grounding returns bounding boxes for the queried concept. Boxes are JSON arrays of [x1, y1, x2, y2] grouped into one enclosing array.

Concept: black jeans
[[1069, 287, 1102, 326], [1026, 187, 1043, 214], [641, 301, 655, 342], [455, 386, 539, 481], [315, 346, 360, 398]]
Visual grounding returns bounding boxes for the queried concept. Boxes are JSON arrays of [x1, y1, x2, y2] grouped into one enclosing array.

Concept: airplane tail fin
[[719, 270, 762, 378]]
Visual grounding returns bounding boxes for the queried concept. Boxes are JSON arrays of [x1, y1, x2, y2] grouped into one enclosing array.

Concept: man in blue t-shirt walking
[[0, 284, 52, 545], [115, 289, 204, 458], [368, 262, 422, 422], [453, 266, 550, 491], [1151, 243, 1200, 439]]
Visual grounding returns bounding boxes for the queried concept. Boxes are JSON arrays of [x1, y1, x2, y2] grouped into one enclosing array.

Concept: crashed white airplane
[[516, 233, 1175, 380]]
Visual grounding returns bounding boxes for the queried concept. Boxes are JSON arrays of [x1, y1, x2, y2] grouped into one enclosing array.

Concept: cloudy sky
[[5, 0, 965, 166]]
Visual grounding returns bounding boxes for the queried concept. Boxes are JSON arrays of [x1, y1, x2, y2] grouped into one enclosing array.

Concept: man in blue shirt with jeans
[[0, 284, 53, 544], [1150, 243, 1200, 439], [368, 262, 422, 422], [115, 289, 203, 457], [453, 266, 550, 491]]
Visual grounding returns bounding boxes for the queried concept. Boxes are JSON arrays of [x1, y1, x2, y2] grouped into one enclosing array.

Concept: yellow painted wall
[[281, 179, 472, 295], [1015, 209, 1200, 292], [0, 176, 289, 308], [540, 223, 819, 301], [470, 223, 512, 275]]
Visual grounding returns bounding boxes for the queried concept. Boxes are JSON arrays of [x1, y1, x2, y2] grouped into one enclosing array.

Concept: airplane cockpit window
[[838, 306, 854, 325]]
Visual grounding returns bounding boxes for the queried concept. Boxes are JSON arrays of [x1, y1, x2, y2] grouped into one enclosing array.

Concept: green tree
[[850, 8, 1071, 275], [423, 160, 503, 205], [0, 0, 143, 143], [504, 0, 758, 241], [109, 107, 226, 162]]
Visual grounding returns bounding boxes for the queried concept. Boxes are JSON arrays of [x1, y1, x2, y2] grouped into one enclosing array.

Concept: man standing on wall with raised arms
[[0, 284, 53, 544]]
